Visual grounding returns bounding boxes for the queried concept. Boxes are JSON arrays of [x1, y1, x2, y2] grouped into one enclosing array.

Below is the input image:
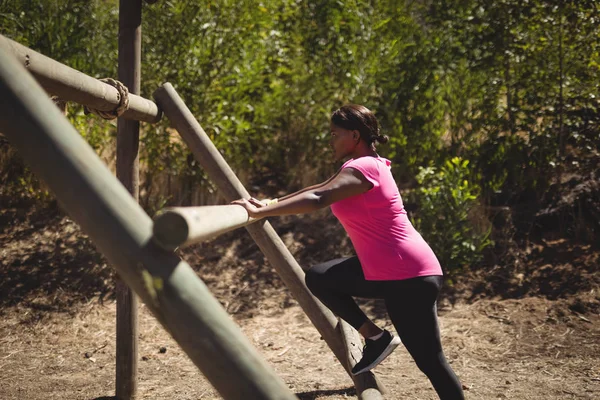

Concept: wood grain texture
[[152, 205, 256, 251], [115, 1, 142, 398]]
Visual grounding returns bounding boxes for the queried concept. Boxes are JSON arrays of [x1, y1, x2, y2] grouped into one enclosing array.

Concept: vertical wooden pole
[[116, 1, 141, 398]]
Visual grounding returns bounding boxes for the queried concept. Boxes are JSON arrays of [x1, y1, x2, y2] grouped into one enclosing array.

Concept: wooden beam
[[153, 82, 386, 398], [115, 1, 142, 398], [0, 35, 161, 123], [0, 47, 297, 400], [152, 205, 258, 251]]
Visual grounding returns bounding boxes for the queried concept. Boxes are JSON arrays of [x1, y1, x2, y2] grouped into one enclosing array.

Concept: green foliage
[[2, 0, 598, 268], [0, 0, 117, 76], [1, 0, 118, 197], [68, 106, 115, 153], [409, 158, 492, 273], [423, 0, 600, 200]]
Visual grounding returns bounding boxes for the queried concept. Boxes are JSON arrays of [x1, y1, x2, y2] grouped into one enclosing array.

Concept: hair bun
[[373, 134, 389, 144]]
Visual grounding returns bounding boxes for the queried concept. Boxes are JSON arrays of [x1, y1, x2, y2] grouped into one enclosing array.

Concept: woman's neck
[[350, 143, 378, 159]]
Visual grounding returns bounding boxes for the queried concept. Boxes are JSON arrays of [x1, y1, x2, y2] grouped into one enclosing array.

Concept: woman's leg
[[305, 257, 401, 375], [305, 257, 385, 332], [384, 276, 464, 400]]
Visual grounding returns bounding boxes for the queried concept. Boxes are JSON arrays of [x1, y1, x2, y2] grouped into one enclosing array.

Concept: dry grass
[[0, 294, 599, 399]]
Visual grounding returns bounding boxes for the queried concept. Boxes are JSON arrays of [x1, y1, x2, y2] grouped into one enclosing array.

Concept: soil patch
[[1, 198, 599, 399]]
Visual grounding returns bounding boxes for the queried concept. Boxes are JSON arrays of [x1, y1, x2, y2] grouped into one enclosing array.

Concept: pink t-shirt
[[330, 156, 443, 281]]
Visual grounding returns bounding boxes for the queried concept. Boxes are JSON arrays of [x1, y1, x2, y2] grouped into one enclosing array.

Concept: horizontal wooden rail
[[0, 35, 161, 123], [0, 47, 295, 400], [152, 205, 257, 251]]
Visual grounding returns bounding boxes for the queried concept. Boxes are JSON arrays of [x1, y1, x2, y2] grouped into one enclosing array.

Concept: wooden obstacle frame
[[0, 8, 387, 398]]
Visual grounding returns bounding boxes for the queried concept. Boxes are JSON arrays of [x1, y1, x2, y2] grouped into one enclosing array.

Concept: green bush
[[409, 157, 492, 275]]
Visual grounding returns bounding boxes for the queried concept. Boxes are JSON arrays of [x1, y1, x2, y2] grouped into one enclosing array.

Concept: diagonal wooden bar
[[0, 49, 296, 400], [0, 35, 161, 123], [153, 83, 386, 399], [152, 205, 258, 251]]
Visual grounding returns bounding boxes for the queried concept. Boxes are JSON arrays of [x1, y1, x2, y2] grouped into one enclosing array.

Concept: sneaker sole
[[352, 336, 402, 376]]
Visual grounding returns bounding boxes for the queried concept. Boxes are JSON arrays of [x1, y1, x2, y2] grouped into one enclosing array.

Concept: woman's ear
[[353, 130, 360, 142]]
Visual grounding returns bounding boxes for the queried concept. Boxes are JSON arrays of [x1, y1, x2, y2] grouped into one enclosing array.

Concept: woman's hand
[[249, 197, 270, 207], [231, 197, 264, 219]]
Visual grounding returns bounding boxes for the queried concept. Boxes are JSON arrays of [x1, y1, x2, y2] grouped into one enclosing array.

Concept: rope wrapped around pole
[[84, 78, 130, 120], [0, 34, 161, 123]]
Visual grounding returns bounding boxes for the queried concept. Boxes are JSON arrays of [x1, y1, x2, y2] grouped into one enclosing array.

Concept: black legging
[[305, 257, 464, 400]]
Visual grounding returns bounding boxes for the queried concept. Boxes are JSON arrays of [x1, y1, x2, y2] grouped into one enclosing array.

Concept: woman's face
[[330, 123, 358, 161]]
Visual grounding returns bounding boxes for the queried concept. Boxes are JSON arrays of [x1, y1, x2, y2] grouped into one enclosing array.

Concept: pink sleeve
[[343, 158, 380, 188]]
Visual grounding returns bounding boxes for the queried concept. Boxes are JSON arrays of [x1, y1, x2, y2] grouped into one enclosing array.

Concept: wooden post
[[116, 1, 141, 398], [0, 35, 161, 123], [153, 83, 386, 398], [152, 205, 259, 251], [0, 47, 297, 400]]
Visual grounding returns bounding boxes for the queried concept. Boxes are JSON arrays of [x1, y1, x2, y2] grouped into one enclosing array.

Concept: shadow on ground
[[0, 195, 113, 311], [296, 387, 356, 399]]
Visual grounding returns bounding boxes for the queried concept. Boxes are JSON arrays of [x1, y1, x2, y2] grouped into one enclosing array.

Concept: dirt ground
[[1, 200, 599, 399]]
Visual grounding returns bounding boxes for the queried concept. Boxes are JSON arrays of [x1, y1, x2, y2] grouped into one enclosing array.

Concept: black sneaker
[[351, 330, 401, 375]]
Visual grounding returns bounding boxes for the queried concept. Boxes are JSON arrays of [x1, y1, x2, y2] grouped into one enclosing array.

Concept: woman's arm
[[233, 168, 372, 218], [276, 169, 341, 202]]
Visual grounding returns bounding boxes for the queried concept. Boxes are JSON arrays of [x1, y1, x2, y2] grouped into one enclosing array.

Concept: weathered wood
[[0, 48, 296, 400], [115, 281, 137, 399], [153, 82, 386, 398], [339, 320, 387, 400], [0, 35, 161, 123], [115, 1, 142, 398], [152, 205, 258, 251]]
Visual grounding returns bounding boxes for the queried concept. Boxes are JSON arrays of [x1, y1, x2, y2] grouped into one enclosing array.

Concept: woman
[[233, 104, 464, 399]]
